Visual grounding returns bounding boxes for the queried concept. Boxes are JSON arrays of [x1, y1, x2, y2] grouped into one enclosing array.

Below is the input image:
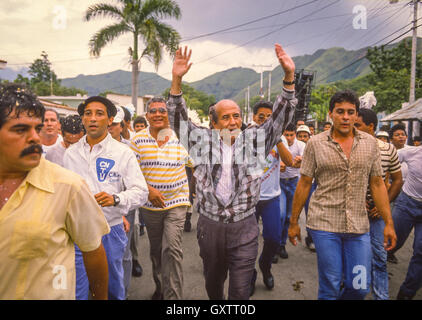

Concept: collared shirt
[[215, 142, 234, 205], [130, 128, 193, 211], [63, 133, 148, 227], [0, 158, 110, 299], [300, 128, 383, 234], [167, 88, 296, 223]]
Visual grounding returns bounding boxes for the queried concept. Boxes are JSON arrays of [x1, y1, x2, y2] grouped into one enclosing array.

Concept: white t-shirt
[[45, 142, 66, 167], [260, 144, 283, 201], [397, 144, 411, 181], [280, 137, 306, 179], [42, 135, 63, 156], [398, 146, 422, 201]]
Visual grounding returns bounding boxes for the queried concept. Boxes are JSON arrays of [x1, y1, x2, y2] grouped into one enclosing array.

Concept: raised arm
[[258, 44, 297, 158], [167, 46, 208, 154]]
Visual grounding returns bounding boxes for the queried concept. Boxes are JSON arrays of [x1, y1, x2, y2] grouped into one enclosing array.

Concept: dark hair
[[44, 108, 60, 122], [323, 121, 332, 127], [389, 123, 407, 139], [413, 136, 421, 142], [146, 97, 166, 111], [61, 114, 84, 135], [306, 122, 315, 129], [0, 83, 45, 129], [253, 101, 273, 115], [379, 124, 390, 132], [358, 108, 378, 129], [329, 90, 360, 113], [284, 123, 296, 132], [121, 106, 131, 122], [133, 116, 148, 128], [208, 103, 217, 127], [78, 96, 117, 118]]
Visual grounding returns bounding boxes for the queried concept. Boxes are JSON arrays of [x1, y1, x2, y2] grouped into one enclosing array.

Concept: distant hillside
[[54, 36, 422, 102], [190, 67, 260, 101], [61, 69, 171, 96]]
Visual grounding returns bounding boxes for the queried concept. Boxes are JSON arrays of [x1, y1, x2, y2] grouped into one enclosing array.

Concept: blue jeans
[[369, 217, 388, 300], [279, 177, 298, 246], [75, 223, 128, 300], [392, 191, 422, 298], [255, 195, 282, 245], [307, 228, 372, 300]]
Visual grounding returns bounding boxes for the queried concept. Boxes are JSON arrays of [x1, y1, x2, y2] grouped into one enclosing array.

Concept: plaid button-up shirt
[[300, 128, 383, 233], [167, 88, 296, 223]]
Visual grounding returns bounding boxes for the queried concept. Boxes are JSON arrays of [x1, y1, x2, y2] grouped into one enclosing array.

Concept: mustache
[[20, 144, 43, 157]]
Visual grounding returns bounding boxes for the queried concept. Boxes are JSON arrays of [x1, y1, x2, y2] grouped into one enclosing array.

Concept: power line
[[316, 22, 421, 83], [180, 0, 321, 42]]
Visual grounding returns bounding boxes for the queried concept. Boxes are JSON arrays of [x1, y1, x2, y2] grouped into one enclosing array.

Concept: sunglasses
[[148, 107, 167, 115]]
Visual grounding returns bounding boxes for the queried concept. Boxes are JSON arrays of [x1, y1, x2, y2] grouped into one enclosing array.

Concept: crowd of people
[[0, 44, 420, 301]]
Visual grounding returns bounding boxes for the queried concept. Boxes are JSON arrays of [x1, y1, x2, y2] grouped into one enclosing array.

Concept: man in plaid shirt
[[167, 45, 297, 300]]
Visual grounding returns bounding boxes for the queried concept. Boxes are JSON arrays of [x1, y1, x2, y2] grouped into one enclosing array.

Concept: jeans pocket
[[9, 220, 51, 260]]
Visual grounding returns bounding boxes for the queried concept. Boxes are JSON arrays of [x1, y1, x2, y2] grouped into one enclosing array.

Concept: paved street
[[128, 207, 421, 300]]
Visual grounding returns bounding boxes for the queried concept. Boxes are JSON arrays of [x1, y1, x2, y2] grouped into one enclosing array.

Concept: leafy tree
[[28, 51, 58, 85], [85, 0, 181, 112], [365, 39, 422, 113], [308, 84, 338, 123], [162, 83, 216, 121]]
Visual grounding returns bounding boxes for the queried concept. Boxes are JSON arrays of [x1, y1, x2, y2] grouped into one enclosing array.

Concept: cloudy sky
[[0, 0, 415, 82]]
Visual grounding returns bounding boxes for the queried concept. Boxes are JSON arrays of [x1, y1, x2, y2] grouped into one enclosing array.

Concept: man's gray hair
[[146, 97, 167, 111]]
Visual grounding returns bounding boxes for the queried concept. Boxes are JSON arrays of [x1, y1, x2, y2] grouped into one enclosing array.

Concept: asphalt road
[[127, 207, 421, 300]]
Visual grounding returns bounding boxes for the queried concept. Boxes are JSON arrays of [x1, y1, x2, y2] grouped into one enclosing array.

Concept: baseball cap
[[112, 106, 125, 124], [376, 131, 389, 138], [78, 96, 117, 118], [296, 125, 311, 135]]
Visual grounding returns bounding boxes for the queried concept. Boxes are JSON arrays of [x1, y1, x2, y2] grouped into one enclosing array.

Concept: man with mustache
[[167, 44, 297, 300], [0, 83, 110, 299]]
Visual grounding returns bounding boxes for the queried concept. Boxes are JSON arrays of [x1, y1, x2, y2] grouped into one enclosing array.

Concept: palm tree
[[85, 0, 181, 112]]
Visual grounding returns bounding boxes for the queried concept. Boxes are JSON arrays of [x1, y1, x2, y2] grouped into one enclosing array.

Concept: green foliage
[[85, 0, 181, 64], [28, 51, 58, 85], [13, 53, 86, 96], [162, 83, 216, 120], [365, 39, 422, 113], [309, 85, 338, 123]]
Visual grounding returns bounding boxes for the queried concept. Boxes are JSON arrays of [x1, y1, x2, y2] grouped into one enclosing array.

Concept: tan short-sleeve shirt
[[300, 128, 383, 234], [0, 158, 110, 299]]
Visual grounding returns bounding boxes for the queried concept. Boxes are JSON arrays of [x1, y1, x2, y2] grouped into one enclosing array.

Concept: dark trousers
[[197, 214, 259, 300]]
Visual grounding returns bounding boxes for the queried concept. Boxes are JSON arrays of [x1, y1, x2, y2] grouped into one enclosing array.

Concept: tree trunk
[[132, 59, 139, 113], [132, 32, 139, 114]]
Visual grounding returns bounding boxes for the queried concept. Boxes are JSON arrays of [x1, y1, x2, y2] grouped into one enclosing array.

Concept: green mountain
[[61, 69, 171, 96], [60, 37, 422, 102]]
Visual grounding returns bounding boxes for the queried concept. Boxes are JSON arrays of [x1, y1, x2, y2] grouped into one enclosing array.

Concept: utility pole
[[409, 0, 419, 103], [247, 86, 250, 123], [252, 64, 272, 100], [268, 72, 272, 101]]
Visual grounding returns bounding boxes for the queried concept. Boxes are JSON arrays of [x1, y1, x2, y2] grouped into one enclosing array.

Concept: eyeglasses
[[148, 107, 167, 115]]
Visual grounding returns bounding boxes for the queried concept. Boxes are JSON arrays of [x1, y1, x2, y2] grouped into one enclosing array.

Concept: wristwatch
[[283, 78, 295, 86], [113, 194, 120, 206]]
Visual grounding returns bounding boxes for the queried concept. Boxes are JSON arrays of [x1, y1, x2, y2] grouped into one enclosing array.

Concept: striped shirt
[[167, 88, 296, 223], [130, 128, 193, 211], [366, 139, 401, 211]]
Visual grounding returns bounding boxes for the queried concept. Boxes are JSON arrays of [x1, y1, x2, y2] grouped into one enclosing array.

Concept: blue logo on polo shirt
[[96, 158, 115, 182]]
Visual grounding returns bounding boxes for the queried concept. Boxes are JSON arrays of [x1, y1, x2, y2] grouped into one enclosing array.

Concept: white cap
[[376, 131, 389, 138], [296, 125, 311, 135], [112, 106, 125, 123]]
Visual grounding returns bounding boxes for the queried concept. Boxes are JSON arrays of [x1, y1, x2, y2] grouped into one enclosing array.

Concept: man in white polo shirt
[[278, 123, 306, 259]]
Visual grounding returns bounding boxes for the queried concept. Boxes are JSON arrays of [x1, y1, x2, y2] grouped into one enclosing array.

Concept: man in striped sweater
[[130, 98, 193, 300], [355, 108, 403, 300]]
